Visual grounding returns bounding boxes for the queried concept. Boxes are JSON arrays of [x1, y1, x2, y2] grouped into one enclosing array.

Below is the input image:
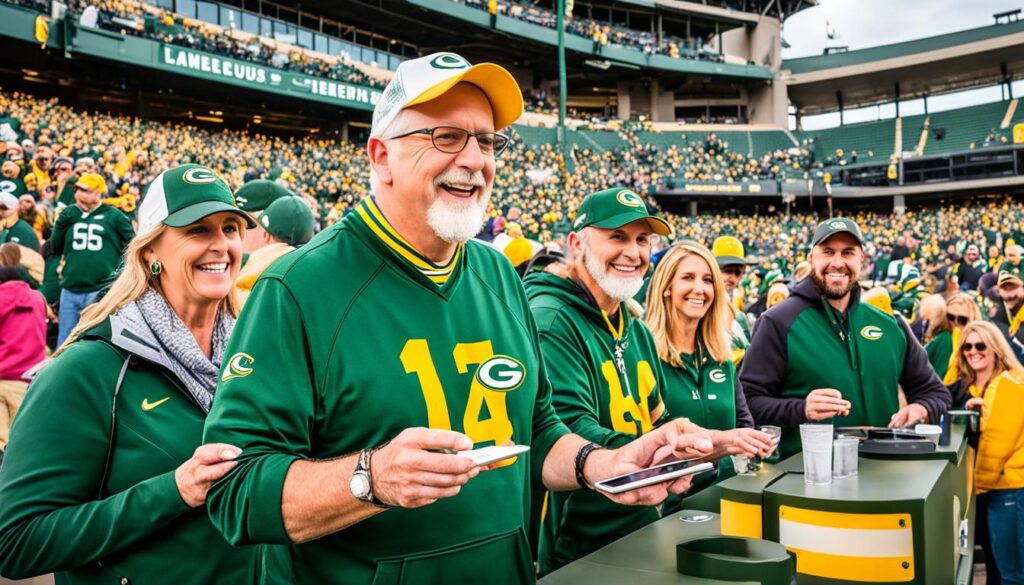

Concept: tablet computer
[[594, 458, 715, 494]]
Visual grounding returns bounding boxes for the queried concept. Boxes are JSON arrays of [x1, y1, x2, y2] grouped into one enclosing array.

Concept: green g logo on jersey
[[709, 369, 727, 383], [183, 168, 217, 184], [430, 54, 470, 70], [222, 352, 255, 381], [616, 189, 644, 208], [476, 355, 526, 392], [860, 326, 883, 341]]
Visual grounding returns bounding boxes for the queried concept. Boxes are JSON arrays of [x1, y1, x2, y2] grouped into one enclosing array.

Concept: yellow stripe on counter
[[779, 506, 912, 530], [786, 547, 914, 582], [720, 499, 762, 539]]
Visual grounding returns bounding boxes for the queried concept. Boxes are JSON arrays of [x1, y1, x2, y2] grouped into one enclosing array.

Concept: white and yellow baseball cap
[[371, 52, 523, 136]]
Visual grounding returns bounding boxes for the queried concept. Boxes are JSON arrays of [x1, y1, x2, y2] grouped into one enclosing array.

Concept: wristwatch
[[349, 447, 393, 509]]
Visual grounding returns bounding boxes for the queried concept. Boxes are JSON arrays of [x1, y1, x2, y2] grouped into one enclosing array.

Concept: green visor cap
[[138, 164, 255, 234], [572, 187, 672, 236], [810, 217, 865, 248], [235, 179, 292, 212]]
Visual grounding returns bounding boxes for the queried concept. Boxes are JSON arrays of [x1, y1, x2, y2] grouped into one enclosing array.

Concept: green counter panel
[[540, 513, 760, 585], [544, 426, 974, 584]]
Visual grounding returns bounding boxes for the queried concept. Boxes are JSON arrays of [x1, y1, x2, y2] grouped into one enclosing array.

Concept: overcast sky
[[781, 0, 1024, 129], [782, 0, 1023, 58]]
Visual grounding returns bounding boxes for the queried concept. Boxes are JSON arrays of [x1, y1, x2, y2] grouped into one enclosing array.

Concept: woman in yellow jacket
[[951, 321, 1024, 584]]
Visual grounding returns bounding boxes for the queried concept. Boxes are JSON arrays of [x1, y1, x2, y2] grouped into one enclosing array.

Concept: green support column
[[557, 0, 568, 160]]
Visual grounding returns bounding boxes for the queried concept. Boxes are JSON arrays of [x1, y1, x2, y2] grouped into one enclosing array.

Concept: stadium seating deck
[[900, 100, 1018, 157], [797, 119, 896, 164]]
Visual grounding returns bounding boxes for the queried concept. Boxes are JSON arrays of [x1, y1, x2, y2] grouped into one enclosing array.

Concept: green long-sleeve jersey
[[925, 329, 953, 380], [49, 203, 134, 292], [0, 216, 39, 251], [203, 197, 570, 585], [524, 271, 665, 576], [0, 319, 274, 584]]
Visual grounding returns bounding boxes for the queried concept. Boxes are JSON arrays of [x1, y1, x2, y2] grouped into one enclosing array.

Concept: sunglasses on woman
[[947, 314, 969, 326], [961, 342, 987, 353]]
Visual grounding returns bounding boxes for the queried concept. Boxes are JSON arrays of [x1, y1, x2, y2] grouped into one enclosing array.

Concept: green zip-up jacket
[[0, 315, 277, 584], [49, 203, 134, 293], [661, 354, 752, 432], [660, 353, 752, 511], [203, 198, 570, 585], [524, 271, 666, 576], [740, 278, 951, 458]]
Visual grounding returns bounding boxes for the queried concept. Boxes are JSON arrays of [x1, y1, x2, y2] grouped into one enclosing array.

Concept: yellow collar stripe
[[356, 200, 461, 285], [362, 199, 460, 271]]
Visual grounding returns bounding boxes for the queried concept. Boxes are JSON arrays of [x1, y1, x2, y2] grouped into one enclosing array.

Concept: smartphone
[[457, 445, 530, 466], [594, 458, 715, 494]]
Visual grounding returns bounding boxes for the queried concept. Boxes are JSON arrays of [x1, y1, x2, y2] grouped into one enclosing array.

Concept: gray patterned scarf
[[113, 288, 234, 412]]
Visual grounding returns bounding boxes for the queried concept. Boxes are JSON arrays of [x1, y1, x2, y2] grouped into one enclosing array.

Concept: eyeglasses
[[388, 126, 511, 156], [962, 342, 988, 353], [947, 314, 970, 327]]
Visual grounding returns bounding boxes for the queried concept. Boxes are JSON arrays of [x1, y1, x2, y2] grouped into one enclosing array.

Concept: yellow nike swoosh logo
[[141, 397, 171, 411]]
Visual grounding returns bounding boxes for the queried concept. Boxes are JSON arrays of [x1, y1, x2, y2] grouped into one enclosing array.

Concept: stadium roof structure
[[298, 0, 772, 80], [783, 19, 1024, 115]]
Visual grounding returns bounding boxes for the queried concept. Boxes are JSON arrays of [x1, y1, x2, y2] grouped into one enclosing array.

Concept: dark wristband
[[574, 442, 603, 489]]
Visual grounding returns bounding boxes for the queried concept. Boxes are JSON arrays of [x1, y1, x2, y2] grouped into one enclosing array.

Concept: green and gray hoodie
[[740, 277, 951, 459], [524, 270, 666, 576], [0, 315, 282, 584]]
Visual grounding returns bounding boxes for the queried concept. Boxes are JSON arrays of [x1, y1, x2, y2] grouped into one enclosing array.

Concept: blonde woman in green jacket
[[645, 242, 762, 510], [0, 165, 283, 584]]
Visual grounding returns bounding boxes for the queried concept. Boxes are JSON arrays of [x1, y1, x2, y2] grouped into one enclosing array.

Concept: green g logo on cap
[[860, 326, 883, 341], [430, 54, 470, 69], [475, 355, 526, 392], [616, 189, 644, 208], [829, 220, 846, 230], [183, 168, 218, 184]]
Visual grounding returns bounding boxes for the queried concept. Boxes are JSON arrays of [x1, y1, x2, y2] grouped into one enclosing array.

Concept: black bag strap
[[97, 354, 132, 499]]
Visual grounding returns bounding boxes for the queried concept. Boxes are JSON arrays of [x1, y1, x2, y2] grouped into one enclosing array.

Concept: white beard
[[583, 244, 644, 303], [427, 171, 490, 243]]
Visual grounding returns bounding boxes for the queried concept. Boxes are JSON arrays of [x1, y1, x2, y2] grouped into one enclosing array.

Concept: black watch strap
[[574, 442, 603, 489]]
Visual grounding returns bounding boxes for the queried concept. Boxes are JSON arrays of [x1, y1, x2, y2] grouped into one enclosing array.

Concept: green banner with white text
[[158, 45, 382, 111]]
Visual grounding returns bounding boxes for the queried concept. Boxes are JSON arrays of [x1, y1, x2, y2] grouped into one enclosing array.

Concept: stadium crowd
[[6, 0, 388, 89], [460, 0, 725, 62], [1, 57, 1023, 583]]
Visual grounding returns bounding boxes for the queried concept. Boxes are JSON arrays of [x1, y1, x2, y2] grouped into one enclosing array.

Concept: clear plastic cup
[[731, 454, 756, 475], [800, 423, 834, 485], [832, 437, 859, 479]]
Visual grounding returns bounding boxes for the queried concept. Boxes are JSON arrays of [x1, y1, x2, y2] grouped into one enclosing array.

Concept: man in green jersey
[[49, 172, 134, 345], [0, 192, 38, 251], [526, 189, 774, 574], [713, 236, 754, 364], [203, 52, 715, 584]]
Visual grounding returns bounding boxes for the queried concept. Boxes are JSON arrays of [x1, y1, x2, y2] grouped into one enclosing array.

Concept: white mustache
[[433, 170, 485, 188]]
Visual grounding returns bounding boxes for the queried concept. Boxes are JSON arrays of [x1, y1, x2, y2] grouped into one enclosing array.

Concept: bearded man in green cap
[[741, 217, 950, 458], [525, 187, 774, 575]]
